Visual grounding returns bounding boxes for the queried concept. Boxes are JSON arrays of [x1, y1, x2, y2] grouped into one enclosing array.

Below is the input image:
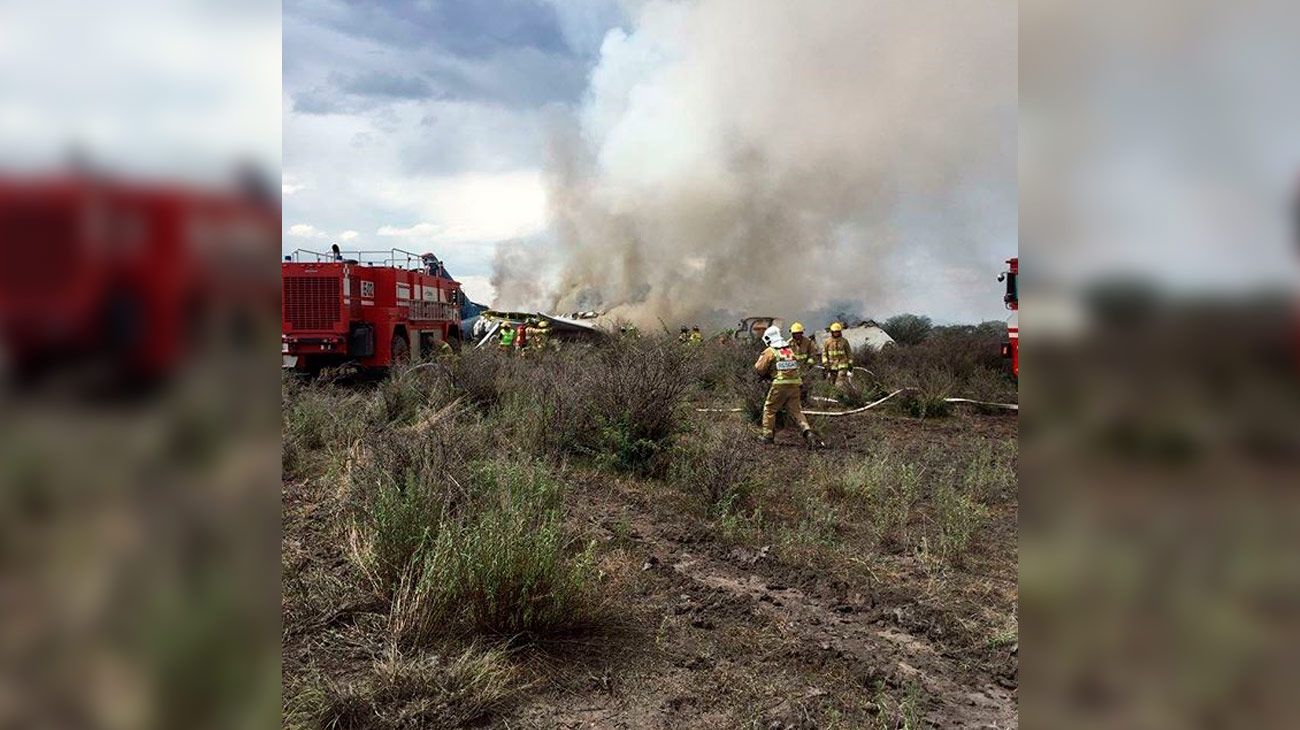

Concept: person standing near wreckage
[[754, 325, 819, 448], [788, 322, 816, 403], [498, 321, 516, 351], [822, 322, 853, 389]]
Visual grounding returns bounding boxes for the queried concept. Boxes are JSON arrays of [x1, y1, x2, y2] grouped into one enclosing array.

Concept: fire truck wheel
[[390, 333, 410, 364]]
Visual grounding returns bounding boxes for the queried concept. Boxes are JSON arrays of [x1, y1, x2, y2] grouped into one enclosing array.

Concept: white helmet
[[762, 325, 787, 349]]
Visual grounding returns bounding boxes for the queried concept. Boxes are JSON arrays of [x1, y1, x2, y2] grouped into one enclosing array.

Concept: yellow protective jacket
[[754, 346, 803, 386], [822, 335, 852, 371], [788, 335, 816, 373]]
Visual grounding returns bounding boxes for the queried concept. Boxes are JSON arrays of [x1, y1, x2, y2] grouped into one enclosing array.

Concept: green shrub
[[931, 480, 988, 564], [962, 440, 1017, 502], [283, 381, 367, 479], [494, 336, 693, 475], [387, 461, 598, 647], [877, 461, 923, 548], [670, 419, 759, 512], [343, 403, 482, 598]]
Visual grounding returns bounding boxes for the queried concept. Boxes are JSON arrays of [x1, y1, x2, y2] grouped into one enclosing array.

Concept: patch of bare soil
[[283, 409, 1018, 728], [499, 413, 1018, 729]]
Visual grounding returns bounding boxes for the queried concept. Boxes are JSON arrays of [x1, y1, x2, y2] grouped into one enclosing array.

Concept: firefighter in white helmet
[[754, 325, 819, 448], [788, 322, 816, 404], [822, 322, 853, 389]]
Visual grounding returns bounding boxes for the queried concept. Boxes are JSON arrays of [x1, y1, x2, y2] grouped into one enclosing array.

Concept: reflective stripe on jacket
[[755, 346, 803, 386], [789, 336, 816, 367], [822, 337, 851, 370]]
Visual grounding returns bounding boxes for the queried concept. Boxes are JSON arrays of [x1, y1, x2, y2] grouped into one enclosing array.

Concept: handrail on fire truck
[[287, 247, 442, 271]]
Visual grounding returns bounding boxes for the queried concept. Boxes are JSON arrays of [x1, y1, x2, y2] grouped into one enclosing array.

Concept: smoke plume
[[494, 0, 1016, 326]]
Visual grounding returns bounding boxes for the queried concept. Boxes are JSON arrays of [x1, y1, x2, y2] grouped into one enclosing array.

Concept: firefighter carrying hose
[[754, 325, 820, 448], [788, 322, 816, 403], [822, 322, 853, 388]]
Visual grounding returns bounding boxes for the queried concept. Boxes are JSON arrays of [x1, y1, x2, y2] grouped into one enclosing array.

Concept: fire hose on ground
[[695, 387, 1017, 416]]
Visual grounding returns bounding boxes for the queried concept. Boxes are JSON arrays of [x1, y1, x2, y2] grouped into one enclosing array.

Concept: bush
[[931, 480, 988, 564], [962, 440, 1017, 502], [343, 402, 477, 599], [693, 339, 753, 393], [446, 348, 526, 412], [895, 367, 958, 418], [809, 450, 922, 549], [389, 461, 598, 647], [670, 419, 759, 512], [283, 380, 367, 479], [364, 364, 457, 427], [855, 324, 1014, 407], [496, 336, 695, 476], [883, 313, 934, 346]]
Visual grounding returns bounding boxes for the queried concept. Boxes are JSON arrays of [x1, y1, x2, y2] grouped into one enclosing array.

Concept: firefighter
[[679, 326, 691, 343], [515, 321, 529, 352], [754, 325, 819, 448], [531, 319, 550, 350], [438, 338, 455, 361], [822, 322, 853, 388], [497, 321, 516, 351], [689, 325, 703, 344], [788, 322, 816, 403]]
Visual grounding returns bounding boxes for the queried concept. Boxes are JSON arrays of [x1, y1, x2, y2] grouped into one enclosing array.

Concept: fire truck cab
[[998, 257, 1019, 378], [282, 247, 463, 372]]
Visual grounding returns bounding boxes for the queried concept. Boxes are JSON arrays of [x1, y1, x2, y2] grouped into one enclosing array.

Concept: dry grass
[[286, 646, 518, 730], [283, 331, 1018, 726]]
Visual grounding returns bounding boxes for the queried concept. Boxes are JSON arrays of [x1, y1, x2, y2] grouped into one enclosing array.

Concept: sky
[[283, 0, 625, 305], [282, 0, 1025, 323], [0, 1, 280, 182]]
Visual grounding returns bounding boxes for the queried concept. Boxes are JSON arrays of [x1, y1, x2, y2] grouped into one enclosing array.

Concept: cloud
[[282, 174, 306, 195], [374, 171, 547, 244], [0, 1, 279, 179], [287, 223, 326, 238], [339, 230, 359, 241]]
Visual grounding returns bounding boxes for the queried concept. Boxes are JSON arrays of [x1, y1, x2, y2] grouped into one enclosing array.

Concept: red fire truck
[[281, 247, 464, 372], [998, 257, 1019, 378], [0, 173, 279, 383]]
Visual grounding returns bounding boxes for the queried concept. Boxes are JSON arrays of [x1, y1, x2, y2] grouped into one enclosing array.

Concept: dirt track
[[503, 412, 1018, 728], [283, 403, 1018, 728]]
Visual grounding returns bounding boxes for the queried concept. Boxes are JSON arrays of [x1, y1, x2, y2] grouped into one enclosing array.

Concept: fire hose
[[696, 388, 1017, 416]]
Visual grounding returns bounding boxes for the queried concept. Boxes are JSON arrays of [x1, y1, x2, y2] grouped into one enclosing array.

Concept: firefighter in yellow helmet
[[754, 325, 820, 448], [689, 325, 703, 344], [497, 320, 516, 351], [531, 318, 550, 350], [822, 322, 853, 388], [787, 322, 816, 404]]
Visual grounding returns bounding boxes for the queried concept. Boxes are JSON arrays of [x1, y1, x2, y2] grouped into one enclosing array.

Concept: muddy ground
[[284, 404, 1017, 729]]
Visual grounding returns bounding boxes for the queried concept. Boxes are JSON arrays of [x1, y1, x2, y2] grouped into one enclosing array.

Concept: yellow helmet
[[829, 322, 843, 332], [790, 322, 805, 334]]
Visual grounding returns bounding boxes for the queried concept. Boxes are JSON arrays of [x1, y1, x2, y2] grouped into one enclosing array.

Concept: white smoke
[[497, 0, 1017, 325]]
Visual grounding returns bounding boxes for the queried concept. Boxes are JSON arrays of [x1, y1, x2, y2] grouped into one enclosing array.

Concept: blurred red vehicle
[[0, 174, 279, 383], [281, 247, 464, 372]]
